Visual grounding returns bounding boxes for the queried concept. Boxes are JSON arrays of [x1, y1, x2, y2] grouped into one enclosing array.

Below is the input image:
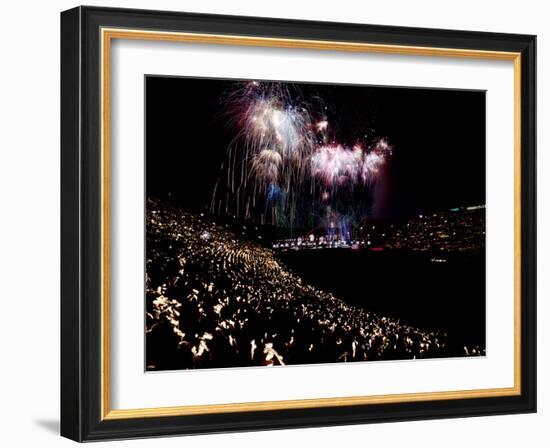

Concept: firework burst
[[211, 80, 394, 232], [211, 81, 317, 227], [311, 138, 392, 189]]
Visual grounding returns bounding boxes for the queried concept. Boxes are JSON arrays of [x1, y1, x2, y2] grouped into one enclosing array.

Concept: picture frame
[[60, 6, 536, 442]]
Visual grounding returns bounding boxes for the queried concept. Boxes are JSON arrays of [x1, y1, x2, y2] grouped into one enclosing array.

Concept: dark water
[[277, 249, 486, 351]]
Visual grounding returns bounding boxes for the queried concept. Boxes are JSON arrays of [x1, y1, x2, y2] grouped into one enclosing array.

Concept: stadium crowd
[[146, 198, 480, 371], [383, 207, 485, 253]]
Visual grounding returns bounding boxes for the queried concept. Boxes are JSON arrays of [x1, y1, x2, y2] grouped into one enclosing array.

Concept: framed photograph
[[61, 6, 536, 441]]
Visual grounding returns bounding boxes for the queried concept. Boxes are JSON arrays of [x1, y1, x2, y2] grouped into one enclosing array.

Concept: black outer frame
[[60, 6, 536, 442]]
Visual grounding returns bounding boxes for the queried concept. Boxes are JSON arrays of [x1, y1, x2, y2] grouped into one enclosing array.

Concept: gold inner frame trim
[[100, 27, 522, 421]]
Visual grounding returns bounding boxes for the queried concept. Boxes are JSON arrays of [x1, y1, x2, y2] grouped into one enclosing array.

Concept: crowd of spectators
[[146, 198, 479, 371], [383, 207, 485, 253]]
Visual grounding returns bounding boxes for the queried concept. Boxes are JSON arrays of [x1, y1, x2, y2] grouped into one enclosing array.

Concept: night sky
[[146, 76, 485, 221]]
